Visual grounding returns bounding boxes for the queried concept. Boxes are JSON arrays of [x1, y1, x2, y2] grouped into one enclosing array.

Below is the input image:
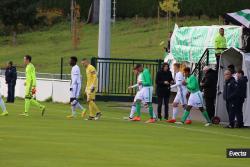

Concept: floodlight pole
[[98, 0, 111, 92]]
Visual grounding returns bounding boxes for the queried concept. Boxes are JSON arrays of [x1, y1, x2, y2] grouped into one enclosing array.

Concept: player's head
[[219, 28, 224, 36], [24, 55, 32, 65], [173, 63, 180, 73], [81, 58, 90, 68], [224, 69, 232, 81], [7, 61, 13, 67], [183, 67, 191, 77], [162, 63, 169, 72], [70, 56, 77, 66], [134, 64, 143, 73], [228, 64, 235, 74], [133, 69, 139, 75], [237, 69, 244, 80]]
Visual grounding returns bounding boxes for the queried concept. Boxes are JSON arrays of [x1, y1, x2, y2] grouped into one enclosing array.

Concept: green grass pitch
[[0, 99, 250, 167]]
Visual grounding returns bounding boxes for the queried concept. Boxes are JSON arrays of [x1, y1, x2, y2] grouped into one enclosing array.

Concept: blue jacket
[[223, 77, 238, 103], [237, 76, 248, 103], [5, 66, 17, 84]]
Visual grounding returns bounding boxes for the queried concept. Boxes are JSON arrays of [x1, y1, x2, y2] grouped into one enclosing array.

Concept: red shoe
[[132, 116, 141, 121], [166, 119, 176, 123], [185, 120, 192, 124], [145, 118, 156, 123]]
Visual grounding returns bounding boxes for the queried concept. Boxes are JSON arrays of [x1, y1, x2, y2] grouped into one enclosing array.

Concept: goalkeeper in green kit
[[20, 55, 45, 117]]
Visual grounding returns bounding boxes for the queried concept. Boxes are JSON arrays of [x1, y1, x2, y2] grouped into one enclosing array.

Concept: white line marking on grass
[[104, 116, 250, 140], [8, 103, 250, 140]]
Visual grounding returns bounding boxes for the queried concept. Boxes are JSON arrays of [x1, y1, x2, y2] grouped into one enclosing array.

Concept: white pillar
[[98, 0, 111, 92]]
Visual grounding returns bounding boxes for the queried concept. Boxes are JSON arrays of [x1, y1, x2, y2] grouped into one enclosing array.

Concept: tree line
[[38, 0, 250, 19]]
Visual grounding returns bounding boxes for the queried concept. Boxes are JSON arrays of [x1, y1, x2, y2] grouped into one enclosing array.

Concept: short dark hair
[[24, 55, 32, 62], [184, 67, 191, 73], [237, 69, 244, 76], [220, 28, 224, 31], [70, 56, 77, 63], [134, 64, 142, 70], [8, 61, 13, 66], [228, 64, 235, 73]]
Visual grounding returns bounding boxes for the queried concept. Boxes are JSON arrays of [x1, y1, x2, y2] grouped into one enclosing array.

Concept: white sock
[[172, 107, 178, 119], [130, 105, 136, 118], [76, 102, 84, 110], [71, 105, 76, 116], [0, 97, 6, 112]]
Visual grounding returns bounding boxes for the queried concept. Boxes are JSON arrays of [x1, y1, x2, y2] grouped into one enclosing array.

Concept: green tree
[[0, 0, 38, 45]]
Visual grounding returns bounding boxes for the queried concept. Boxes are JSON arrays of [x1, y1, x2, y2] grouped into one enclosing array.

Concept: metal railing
[[0, 69, 71, 80], [192, 48, 227, 83], [91, 57, 163, 96]]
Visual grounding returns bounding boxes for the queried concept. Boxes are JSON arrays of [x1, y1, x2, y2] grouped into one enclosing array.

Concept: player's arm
[[128, 83, 139, 89], [89, 68, 97, 92], [31, 67, 36, 88], [170, 73, 182, 89]]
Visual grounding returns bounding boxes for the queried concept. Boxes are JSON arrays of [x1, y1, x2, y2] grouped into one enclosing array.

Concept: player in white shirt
[[0, 82, 8, 116], [167, 63, 191, 124], [67, 56, 86, 118]]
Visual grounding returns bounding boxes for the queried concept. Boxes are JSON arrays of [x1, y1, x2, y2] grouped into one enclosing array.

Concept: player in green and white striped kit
[[176, 67, 211, 126], [126, 68, 156, 120], [132, 64, 156, 123]]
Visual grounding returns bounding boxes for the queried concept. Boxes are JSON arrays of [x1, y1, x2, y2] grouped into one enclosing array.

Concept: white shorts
[[188, 91, 204, 108], [70, 83, 81, 98], [134, 90, 144, 102], [141, 86, 153, 103], [174, 89, 187, 105]]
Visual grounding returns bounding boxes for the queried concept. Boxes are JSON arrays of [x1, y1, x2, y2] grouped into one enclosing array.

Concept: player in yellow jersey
[[81, 58, 102, 120]]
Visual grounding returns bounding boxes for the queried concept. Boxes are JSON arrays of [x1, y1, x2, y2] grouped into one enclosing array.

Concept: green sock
[[136, 102, 141, 117], [202, 111, 211, 123], [30, 99, 43, 109], [25, 99, 31, 113], [181, 110, 190, 123], [148, 103, 154, 118]]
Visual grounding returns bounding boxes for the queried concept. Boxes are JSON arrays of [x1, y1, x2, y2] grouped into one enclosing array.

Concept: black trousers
[[215, 54, 220, 71], [226, 101, 243, 127], [7, 82, 16, 102], [157, 95, 170, 120], [204, 96, 215, 120]]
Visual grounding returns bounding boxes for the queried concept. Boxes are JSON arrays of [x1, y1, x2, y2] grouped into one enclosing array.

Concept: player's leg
[[167, 93, 179, 123], [21, 86, 31, 116], [30, 99, 45, 115], [0, 95, 8, 116], [145, 87, 156, 123], [67, 98, 77, 118], [179, 105, 192, 124], [199, 107, 211, 126], [182, 90, 192, 124], [196, 91, 211, 126]]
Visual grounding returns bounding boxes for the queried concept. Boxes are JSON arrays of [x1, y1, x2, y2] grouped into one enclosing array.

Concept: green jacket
[[186, 75, 200, 93], [142, 68, 153, 87], [214, 34, 227, 54]]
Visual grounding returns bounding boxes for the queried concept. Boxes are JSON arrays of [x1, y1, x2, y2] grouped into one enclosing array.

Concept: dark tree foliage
[[0, 0, 38, 45]]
